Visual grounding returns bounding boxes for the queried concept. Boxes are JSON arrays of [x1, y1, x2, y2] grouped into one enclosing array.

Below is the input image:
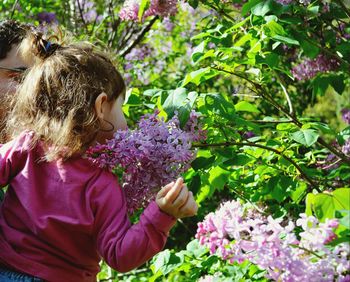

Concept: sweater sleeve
[[0, 132, 30, 187], [91, 175, 177, 273]]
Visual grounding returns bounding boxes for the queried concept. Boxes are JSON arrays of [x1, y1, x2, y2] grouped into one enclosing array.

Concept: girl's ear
[[94, 92, 108, 119]]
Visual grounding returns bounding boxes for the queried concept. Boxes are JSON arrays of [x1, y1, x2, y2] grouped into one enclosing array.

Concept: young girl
[[0, 33, 198, 282]]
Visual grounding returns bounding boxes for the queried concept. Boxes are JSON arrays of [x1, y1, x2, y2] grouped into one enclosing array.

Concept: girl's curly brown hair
[[6, 32, 126, 161]]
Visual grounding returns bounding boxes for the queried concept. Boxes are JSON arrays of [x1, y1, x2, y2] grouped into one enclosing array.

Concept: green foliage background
[[1, 0, 350, 281]]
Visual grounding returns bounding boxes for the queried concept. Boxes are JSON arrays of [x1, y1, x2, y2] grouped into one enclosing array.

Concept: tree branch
[[211, 66, 350, 165], [193, 141, 321, 192], [120, 16, 159, 57]]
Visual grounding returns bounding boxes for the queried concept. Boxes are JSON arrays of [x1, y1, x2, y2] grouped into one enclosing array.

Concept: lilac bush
[[87, 111, 206, 213], [196, 200, 350, 282]]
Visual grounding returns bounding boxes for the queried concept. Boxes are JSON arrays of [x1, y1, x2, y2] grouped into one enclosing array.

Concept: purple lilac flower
[[341, 109, 350, 125], [342, 139, 350, 155], [196, 200, 350, 282], [162, 17, 175, 32], [124, 44, 153, 61], [37, 12, 57, 24], [339, 23, 350, 40], [87, 111, 206, 213], [119, 0, 178, 22], [292, 54, 340, 81]]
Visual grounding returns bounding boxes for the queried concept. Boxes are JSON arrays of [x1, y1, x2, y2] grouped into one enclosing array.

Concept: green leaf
[[191, 41, 206, 63], [241, 0, 263, 16], [235, 101, 260, 113], [188, 173, 201, 195], [300, 39, 319, 58], [192, 156, 216, 170], [208, 166, 230, 191], [186, 239, 208, 258], [272, 35, 299, 45], [151, 250, 183, 276], [188, 0, 199, 8], [223, 154, 254, 166], [337, 126, 350, 145], [138, 0, 150, 22], [162, 88, 198, 127], [256, 52, 280, 68], [329, 74, 345, 95], [265, 20, 285, 36], [306, 188, 350, 221], [202, 93, 236, 120], [290, 129, 319, 147], [337, 210, 350, 229], [182, 68, 220, 87], [251, 0, 274, 16]]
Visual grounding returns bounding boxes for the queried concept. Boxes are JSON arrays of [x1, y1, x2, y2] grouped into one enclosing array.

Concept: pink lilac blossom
[[196, 200, 350, 282], [86, 111, 206, 213], [292, 54, 340, 81], [119, 0, 178, 22]]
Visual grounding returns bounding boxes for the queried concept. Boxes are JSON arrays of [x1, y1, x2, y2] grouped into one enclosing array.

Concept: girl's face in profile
[[107, 94, 127, 133], [95, 94, 127, 144]]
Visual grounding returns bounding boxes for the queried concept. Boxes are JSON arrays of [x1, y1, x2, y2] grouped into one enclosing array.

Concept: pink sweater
[[0, 132, 176, 281]]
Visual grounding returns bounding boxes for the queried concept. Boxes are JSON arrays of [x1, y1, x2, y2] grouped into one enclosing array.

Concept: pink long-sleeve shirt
[[0, 131, 176, 281]]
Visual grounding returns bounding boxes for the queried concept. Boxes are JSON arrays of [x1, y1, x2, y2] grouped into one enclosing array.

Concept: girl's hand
[[156, 178, 198, 219]]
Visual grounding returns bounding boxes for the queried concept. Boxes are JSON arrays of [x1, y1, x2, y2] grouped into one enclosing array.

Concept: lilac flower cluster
[[119, 0, 178, 22], [196, 200, 350, 282], [292, 54, 340, 81], [87, 111, 206, 213], [123, 44, 154, 85]]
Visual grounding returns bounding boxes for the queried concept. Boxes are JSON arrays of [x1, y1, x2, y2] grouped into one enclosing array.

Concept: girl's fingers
[[156, 181, 175, 199], [172, 185, 189, 208], [163, 178, 183, 203]]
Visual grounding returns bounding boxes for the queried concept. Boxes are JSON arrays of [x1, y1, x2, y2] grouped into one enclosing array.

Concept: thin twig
[[10, 0, 19, 19], [76, 0, 89, 34], [251, 119, 294, 124], [274, 70, 294, 116], [232, 93, 261, 98], [289, 244, 324, 259], [203, 2, 236, 22]]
